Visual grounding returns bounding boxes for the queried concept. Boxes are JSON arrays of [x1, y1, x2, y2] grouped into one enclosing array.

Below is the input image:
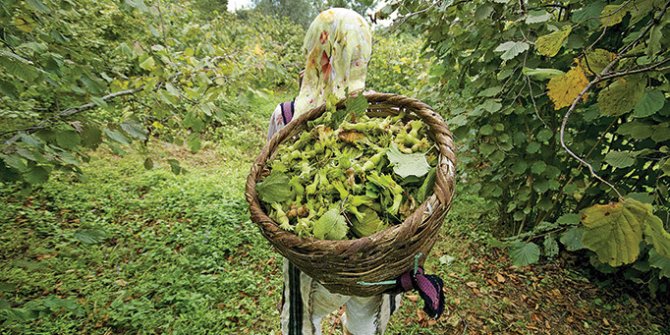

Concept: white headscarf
[[293, 8, 372, 118]]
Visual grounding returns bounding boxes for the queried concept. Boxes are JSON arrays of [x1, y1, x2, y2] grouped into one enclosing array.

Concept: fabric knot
[[395, 266, 445, 319]]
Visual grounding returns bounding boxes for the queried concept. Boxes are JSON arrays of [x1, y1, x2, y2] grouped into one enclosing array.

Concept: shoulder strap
[[280, 101, 294, 124]]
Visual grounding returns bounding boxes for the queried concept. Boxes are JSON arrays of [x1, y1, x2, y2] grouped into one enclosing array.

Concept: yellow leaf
[[600, 4, 628, 27], [253, 44, 264, 56], [546, 66, 589, 110], [580, 199, 644, 267], [578, 49, 616, 75], [13, 16, 34, 33], [536, 25, 572, 57]]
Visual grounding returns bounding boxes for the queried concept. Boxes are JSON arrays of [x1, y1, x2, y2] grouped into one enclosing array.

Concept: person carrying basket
[[263, 7, 452, 335]]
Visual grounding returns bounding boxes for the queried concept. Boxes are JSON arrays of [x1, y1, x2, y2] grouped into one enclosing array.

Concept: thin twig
[[587, 25, 607, 50], [599, 58, 670, 80], [59, 88, 143, 117], [525, 75, 548, 128]]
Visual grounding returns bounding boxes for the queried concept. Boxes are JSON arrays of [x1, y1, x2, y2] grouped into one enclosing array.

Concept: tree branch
[[59, 87, 143, 117], [3, 87, 143, 145]]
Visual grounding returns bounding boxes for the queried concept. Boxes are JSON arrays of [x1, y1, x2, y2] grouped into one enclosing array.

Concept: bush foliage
[[0, 0, 304, 186], [387, 0, 670, 294]]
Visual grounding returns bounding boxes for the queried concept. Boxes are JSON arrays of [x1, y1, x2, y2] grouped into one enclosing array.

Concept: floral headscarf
[[293, 8, 372, 118]]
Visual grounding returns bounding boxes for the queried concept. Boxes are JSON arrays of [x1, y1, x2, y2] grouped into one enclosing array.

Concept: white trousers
[[280, 258, 401, 335]]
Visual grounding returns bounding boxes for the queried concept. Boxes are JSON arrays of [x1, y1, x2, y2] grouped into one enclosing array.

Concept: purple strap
[[281, 101, 294, 124], [396, 267, 445, 319]]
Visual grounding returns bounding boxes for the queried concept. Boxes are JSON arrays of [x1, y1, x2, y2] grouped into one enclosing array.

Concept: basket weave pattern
[[245, 93, 457, 296]]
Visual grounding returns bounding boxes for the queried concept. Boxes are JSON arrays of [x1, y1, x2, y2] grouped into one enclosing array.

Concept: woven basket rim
[[245, 92, 457, 249]]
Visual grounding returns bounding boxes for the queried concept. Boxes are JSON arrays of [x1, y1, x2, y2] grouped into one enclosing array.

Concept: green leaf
[[616, 121, 652, 140], [104, 129, 131, 145], [187, 133, 201, 153], [184, 112, 205, 132], [0, 80, 18, 99], [643, 212, 670, 258], [526, 142, 540, 154], [344, 94, 368, 120], [651, 124, 670, 142], [581, 49, 615, 75], [556, 213, 580, 226], [536, 129, 552, 142], [351, 208, 387, 238], [167, 159, 182, 175], [313, 208, 348, 240], [0, 52, 40, 82], [525, 10, 552, 24], [572, 1, 605, 24], [475, 4, 493, 21], [386, 143, 431, 178], [633, 90, 665, 118], [480, 125, 493, 135], [480, 99, 502, 113], [522, 67, 564, 81], [26, 0, 51, 13], [604, 150, 637, 168], [560, 227, 585, 251], [80, 124, 102, 149], [648, 249, 670, 279], [73, 228, 107, 244], [256, 171, 293, 203], [121, 121, 148, 140], [139, 56, 156, 71], [543, 235, 559, 258], [55, 130, 81, 149], [509, 241, 540, 266], [1, 154, 28, 172], [494, 41, 530, 61], [626, 192, 654, 204], [125, 0, 148, 12], [628, 0, 655, 25], [143, 158, 153, 170], [530, 161, 546, 174], [647, 23, 663, 57], [24, 165, 49, 184], [90, 96, 108, 108], [416, 167, 436, 203], [580, 198, 647, 266], [478, 86, 502, 97], [661, 159, 670, 177], [600, 4, 628, 27], [597, 77, 646, 116], [535, 25, 572, 57], [510, 161, 527, 175]]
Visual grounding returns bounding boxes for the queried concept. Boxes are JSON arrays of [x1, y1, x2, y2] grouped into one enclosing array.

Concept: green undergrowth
[[1, 93, 668, 334]]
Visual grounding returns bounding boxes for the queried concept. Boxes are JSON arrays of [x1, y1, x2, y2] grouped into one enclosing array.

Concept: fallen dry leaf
[[406, 294, 419, 303], [496, 273, 506, 283]]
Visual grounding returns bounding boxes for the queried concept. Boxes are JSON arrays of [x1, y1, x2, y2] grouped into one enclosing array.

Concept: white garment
[[279, 258, 401, 335]]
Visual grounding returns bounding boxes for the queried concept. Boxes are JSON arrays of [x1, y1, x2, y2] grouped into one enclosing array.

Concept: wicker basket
[[245, 93, 456, 296]]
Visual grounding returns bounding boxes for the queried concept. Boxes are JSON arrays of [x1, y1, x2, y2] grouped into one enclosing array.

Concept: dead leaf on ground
[[496, 273, 506, 283]]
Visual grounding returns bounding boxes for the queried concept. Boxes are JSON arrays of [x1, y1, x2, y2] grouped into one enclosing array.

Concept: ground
[[0, 94, 668, 334]]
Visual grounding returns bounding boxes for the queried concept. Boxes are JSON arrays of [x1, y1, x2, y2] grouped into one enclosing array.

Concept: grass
[[1, 93, 669, 334]]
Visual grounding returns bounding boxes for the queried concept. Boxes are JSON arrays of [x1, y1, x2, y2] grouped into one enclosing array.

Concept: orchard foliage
[[367, 32, 433, 95], [387, 0, 670, 293], [0, 0, 303, 186]]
